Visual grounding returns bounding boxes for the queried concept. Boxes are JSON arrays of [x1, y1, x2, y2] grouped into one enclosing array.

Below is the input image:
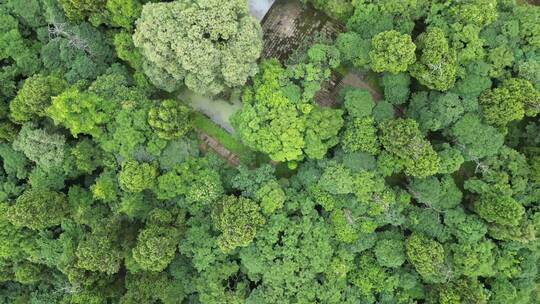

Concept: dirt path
[[315, 70, 383, 107], [337, 71, 383, 101], [197, 131, 241, 167]]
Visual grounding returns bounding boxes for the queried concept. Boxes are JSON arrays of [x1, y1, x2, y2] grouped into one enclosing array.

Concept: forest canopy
[[0, 0, 540, 303]]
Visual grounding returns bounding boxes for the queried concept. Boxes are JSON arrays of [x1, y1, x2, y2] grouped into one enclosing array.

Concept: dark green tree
[[381, 72, 410, 105], [450, 113, 504, 161]]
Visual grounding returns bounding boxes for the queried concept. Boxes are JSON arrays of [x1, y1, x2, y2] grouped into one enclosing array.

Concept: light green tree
[[234, 59, 343, 163], [369, 30, 416, 74], [342, 117, 379, 154], [410, 27, 457, 91], [479, 78, 540, 127], [119, 160, 158, 193], [133, 0, 262, 94], [12, 124, 65, 169], [212, 195, 264, 253], [147, 99, 192, 140], [132, 225, 180, 272], [9, 74, 67, 123], [7, 189, 67, 230], [379, 119, 440, 177], [405, 233, 446, 283], [48, 87, 115, 138], [76, 232, 122, 274]]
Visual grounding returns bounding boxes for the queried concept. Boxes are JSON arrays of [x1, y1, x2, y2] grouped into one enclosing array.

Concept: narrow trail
[[194, 0, 383, 166], [338, 71, 383, 101], [315, 70, 383, 107], [197, 130, 241, 167]]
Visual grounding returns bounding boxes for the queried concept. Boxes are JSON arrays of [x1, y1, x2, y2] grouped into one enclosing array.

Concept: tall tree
[[379, 119, 440, 177], [369, 30, 416, 74], [147, 99, 192, 140], [410, 27, 457, 91], [9, 74, 67, 123], [7, 189, 68, 230], [12, 124, 65, 169], [479, 78, 540, 127], [212, 195, 264, 253], [133, 0, 263, 94]]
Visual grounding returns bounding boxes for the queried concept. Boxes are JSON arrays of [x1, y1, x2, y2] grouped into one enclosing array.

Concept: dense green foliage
[[232, 56, 344, 163], [0, 0, 539, 303], [132, 0, 263, 95]]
